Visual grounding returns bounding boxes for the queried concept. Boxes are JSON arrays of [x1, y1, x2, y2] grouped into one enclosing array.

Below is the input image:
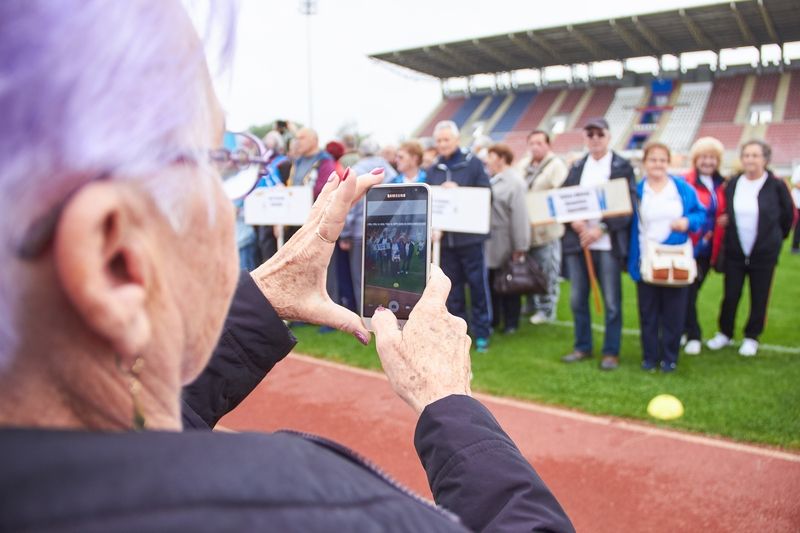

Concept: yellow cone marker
[[647, 394, 684, 420]]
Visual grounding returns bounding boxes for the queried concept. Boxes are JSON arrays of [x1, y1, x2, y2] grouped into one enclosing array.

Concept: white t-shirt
[[733, 173, 768, 256], [699, 175, 715, 196], [639, 179, 684, 265], [579, 151, 613, 251]]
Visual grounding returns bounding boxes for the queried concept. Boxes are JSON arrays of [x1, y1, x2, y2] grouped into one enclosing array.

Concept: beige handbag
[[640, 240, 697, 286]]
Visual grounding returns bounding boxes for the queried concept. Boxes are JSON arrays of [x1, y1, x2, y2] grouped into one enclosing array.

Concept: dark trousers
[[793, 207, 800, 250], [684, 255, 712, 341], [441, 243, 492, 339], [637, 282, 689, 366], [489, 269, 522, 332], [719, 258, 776, 340]]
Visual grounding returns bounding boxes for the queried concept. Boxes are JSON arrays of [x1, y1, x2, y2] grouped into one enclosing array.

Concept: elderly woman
[[681, 137, 727, 355], [392, 140, 428, 184], [706, 140, 795, 357], [628, 143, 706, 372], [485, 144, 531, 335], [0, 2, 573, 532]]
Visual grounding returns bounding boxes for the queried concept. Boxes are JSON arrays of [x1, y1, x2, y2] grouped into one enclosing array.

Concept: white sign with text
[[244, 186, 312, 226], [431, 186, 491, 234]]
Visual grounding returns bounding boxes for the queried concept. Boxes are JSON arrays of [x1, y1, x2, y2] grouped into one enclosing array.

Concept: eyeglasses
[[585, 130, 606, 139]]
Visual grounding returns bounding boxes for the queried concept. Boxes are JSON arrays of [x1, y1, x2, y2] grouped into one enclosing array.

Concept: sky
[[205, 0, 798, 145]]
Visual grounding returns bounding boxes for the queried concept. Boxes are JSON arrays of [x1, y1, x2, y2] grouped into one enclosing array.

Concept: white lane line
[[549, 320, 800, 355], [290, 353, 800, 463]]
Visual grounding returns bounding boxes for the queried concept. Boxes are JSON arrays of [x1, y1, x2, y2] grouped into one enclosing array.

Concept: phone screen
[[362, 184, 430, 321]]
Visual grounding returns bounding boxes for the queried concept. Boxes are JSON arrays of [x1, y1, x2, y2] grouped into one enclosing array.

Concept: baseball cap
[[583, 117, 610, 130]]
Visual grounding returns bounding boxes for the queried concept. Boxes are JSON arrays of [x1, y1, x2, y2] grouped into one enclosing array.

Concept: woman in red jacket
[[681, 137, 727, 355]]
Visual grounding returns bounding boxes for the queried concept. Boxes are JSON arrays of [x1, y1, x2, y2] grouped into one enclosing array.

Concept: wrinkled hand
[[717, 214, 729, 228], [251, 169, 384, 344], [579, 226, 602, 248], [670, 217, 689, 232], [372, 265, 472, 414]]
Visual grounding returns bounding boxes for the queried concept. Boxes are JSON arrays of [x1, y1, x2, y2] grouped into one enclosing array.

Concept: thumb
[[371, 307, 402, 354], [318, 301, 371, 346]]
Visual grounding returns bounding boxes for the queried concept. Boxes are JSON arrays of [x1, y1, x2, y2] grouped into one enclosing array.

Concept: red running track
[[220, 354, 800, 532]]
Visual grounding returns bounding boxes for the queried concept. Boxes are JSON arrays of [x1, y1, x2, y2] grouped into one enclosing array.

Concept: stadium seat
[[658, 82, 713, 152]]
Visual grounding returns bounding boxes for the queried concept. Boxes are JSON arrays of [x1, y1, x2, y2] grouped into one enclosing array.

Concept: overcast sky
[[208, 0, 798, 144]]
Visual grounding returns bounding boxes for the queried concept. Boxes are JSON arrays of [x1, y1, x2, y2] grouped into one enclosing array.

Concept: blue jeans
[[238, 242, 259, 272], [564, 251, 622, 356], [441, 243, 492, 339]]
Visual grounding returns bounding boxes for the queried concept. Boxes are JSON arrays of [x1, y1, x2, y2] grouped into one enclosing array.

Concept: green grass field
[[291, 245, 800, 450]]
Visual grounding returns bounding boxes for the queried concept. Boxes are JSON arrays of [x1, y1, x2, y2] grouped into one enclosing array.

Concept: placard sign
[[244, 186, 312, 226], [547, 186, 604, 223], [431, 186, 491, 234], [527, 178, 632, 225]]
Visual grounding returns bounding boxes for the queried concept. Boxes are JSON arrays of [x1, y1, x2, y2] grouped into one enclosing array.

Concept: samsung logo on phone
[[386, 193, 406, 199]]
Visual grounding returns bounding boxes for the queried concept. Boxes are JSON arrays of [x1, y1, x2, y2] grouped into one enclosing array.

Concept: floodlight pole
[[299, 0, 318, 127]]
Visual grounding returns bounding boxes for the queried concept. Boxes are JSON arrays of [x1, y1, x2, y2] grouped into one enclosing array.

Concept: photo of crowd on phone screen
[[362, 191, 428, 320]]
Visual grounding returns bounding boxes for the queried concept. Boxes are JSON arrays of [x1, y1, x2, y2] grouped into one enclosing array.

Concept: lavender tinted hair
[[0, 0, 236, 366]]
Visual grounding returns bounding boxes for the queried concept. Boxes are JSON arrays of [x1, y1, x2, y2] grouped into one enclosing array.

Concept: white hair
[[263, 131, 286, 153], [0, 0, 237, 368], [359, 137, 381, 157], [434, 120, 460, 137]]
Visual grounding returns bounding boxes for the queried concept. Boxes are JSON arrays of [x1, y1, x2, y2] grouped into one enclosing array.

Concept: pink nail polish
[[355, 331, 369, 346], [375, 305, 386, 312], [370, 167, 383, 175], [327, 171, 337, 182], [341, 167, 351, 181]]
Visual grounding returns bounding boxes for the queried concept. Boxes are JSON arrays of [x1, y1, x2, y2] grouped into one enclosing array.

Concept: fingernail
[[341, 167, 351, 181], [327, 171, 337, 182], [375, 305, 386, 312], [354, 331, 369, 346], [370, 167, 383, 175]]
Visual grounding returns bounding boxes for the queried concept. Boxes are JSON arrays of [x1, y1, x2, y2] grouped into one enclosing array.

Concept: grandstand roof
[[370, 0, 800, 79]]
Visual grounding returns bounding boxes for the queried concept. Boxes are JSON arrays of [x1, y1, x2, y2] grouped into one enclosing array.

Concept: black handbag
[[493, 255, 548, 295]]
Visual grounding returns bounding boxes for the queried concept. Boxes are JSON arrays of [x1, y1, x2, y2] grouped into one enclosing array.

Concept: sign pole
[[583, 247, 603, 315], [277, 225, 285, 250]]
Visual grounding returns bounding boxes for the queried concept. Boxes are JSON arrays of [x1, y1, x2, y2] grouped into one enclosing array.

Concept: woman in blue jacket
[[629, 143, 706, 372]]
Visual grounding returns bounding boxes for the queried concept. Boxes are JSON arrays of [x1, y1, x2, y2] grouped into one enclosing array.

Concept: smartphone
[[361, 183, 432, 330]]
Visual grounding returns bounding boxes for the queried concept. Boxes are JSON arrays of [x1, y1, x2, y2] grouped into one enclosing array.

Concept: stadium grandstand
[[371, 0, 800, 174]]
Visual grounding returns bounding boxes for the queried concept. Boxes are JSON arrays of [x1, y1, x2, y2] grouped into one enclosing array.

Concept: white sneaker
[[684, 340, 701, 355], [739, 338, 759, 357], [529, 312, 552, 325], [680, 334, 687, 347], [707, 333, 733, 351]]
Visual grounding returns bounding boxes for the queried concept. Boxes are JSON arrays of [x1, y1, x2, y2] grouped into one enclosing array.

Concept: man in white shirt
[[558, 118, 636, 371]]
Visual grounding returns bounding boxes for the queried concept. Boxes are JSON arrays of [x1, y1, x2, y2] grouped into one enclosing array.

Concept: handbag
[[493, 255, 548, 295], [640, 239, 697, 286]]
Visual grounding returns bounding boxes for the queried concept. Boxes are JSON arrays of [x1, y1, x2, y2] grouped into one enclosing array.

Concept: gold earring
[[127, 356, 146, 431]]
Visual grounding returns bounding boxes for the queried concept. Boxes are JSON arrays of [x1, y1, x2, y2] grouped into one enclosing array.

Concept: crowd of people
[[243, 114, 797, 371]]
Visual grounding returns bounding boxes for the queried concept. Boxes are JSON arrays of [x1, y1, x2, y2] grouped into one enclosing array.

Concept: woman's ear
[[53, 181, 153, 361]]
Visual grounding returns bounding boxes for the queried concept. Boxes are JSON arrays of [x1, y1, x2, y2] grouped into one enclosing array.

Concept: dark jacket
[[722, 171, 795, 268], [0, 272, 574, 533], [561, 152, 636, 266], [426, 148, 492, 248]]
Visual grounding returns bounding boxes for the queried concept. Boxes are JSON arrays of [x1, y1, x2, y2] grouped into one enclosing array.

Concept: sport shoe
[[561, 351, 592, 363], [599, 356, 619, 371], [706, 332, 733, 351], [475, 337, 490, 353], [660, 361, 677, 373], [529, 311, 553, 325], [684, 340, 701, 355], [680, 334, 687, 347], [641, 360, 657, 372], [739, 338, 759, 357]]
